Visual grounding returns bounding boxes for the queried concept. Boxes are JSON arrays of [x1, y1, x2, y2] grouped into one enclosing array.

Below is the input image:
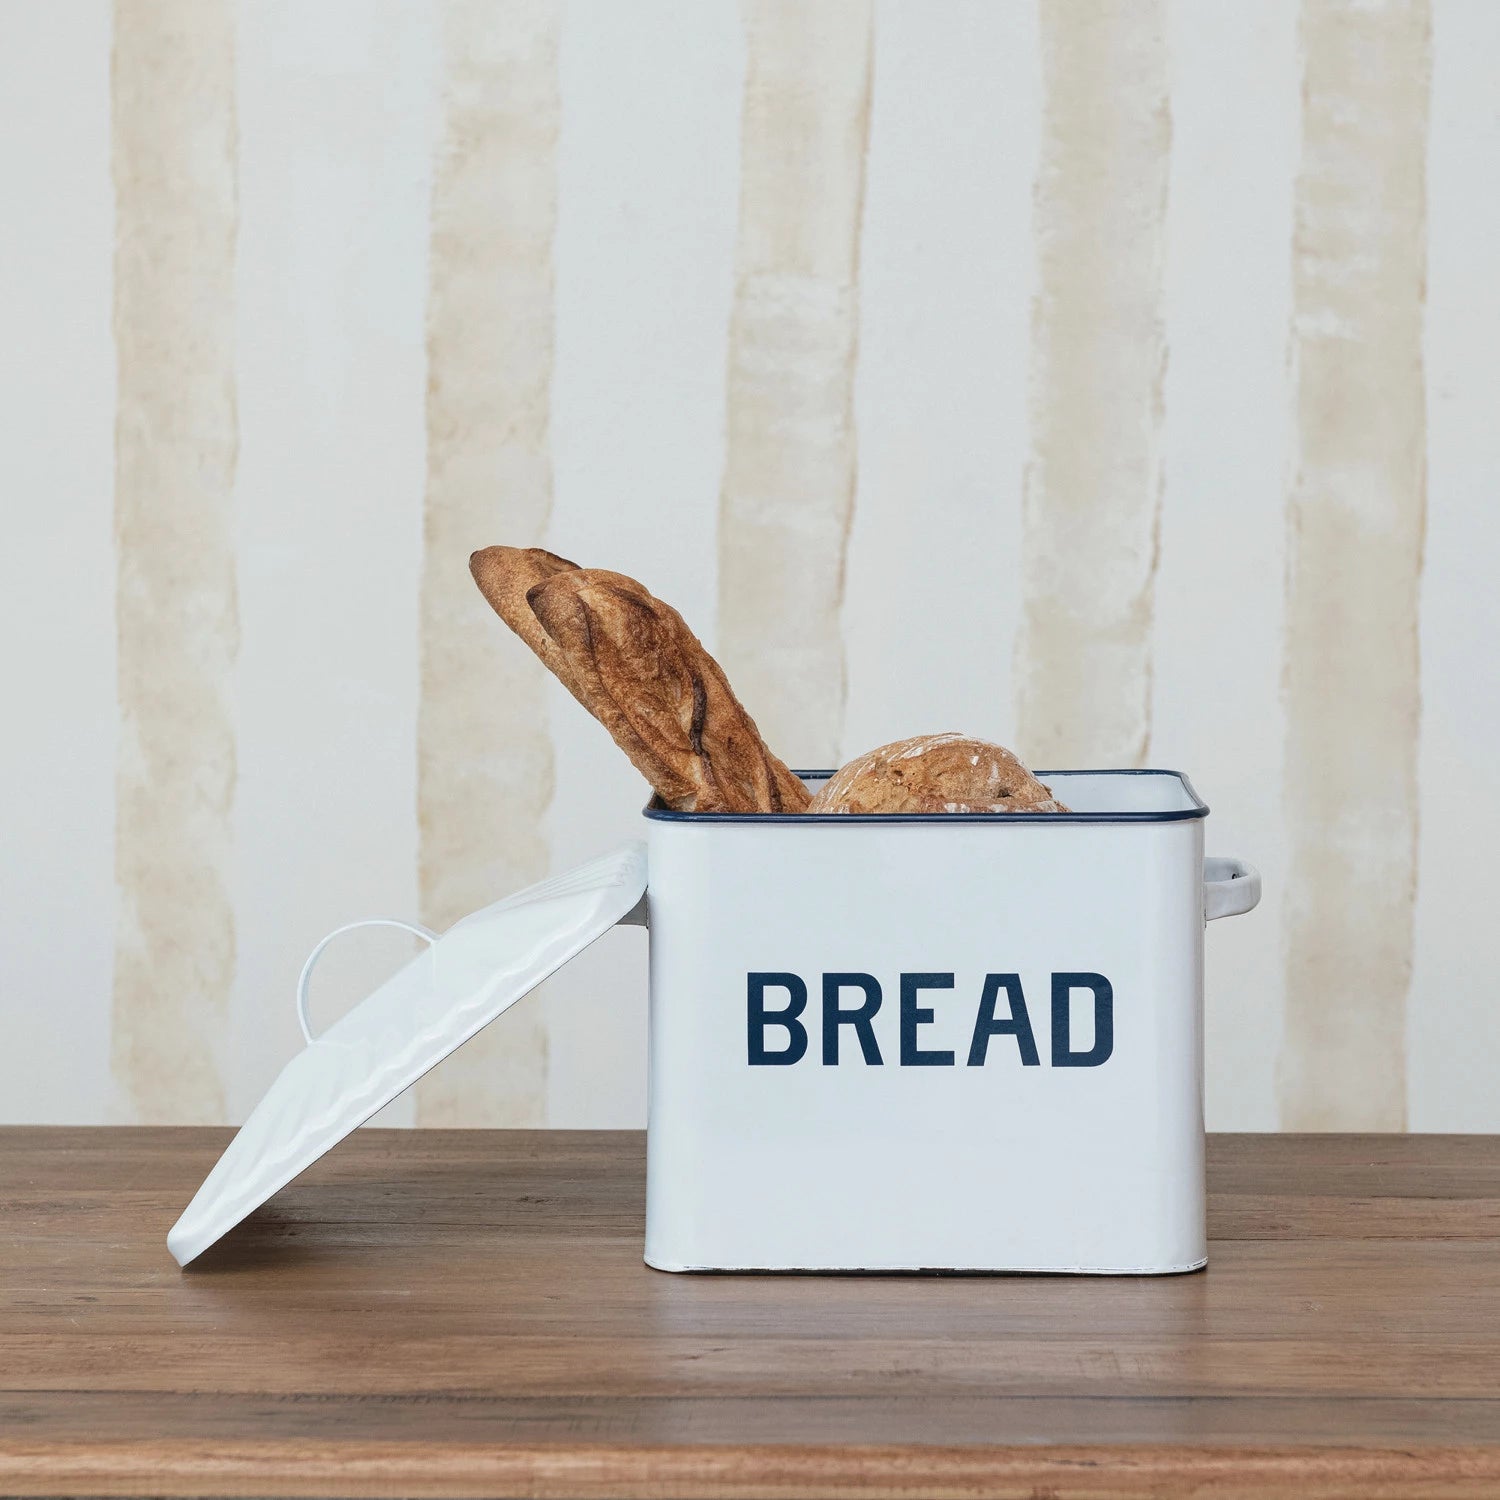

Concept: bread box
[[169, 767, 1258, 1276]]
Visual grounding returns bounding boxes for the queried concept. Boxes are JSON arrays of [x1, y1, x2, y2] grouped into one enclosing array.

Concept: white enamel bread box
[[642, 768, 1256, 1274], [169, 768, 1258, 1276]]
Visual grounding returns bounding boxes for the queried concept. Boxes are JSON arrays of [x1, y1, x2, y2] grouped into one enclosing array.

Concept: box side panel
[[644, 816, 1206, 1272]]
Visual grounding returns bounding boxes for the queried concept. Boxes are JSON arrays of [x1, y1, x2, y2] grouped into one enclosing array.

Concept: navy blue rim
[[642, 768, 1210, 824]]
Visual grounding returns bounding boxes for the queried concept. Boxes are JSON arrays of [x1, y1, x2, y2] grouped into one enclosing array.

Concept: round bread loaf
[[808, 733, 1068, 815]]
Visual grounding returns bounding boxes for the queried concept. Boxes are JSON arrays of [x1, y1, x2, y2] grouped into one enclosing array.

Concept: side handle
[[1205, 857, 1261, 922]]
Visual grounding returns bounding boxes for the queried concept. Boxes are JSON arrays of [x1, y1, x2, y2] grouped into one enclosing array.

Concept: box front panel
[[644, 815, 1206, 1272]]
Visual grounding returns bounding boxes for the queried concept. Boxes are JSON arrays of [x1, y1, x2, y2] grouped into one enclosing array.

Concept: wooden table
[[2, 1130, 1498, 1499]]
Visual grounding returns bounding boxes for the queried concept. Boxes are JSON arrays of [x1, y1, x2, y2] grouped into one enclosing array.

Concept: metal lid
[[167, 841, 648, 1266]]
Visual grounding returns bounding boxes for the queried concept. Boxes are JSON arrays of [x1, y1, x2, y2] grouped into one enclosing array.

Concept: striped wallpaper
[[1, 0, 1494, 1131]]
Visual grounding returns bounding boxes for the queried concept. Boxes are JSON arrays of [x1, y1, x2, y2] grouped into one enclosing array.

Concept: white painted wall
[[0, 3, 118, 1124], [1, 0, 1493, 1130]]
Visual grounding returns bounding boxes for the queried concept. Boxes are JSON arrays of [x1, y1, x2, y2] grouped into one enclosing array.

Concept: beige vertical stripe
[[1015, 2, 1171, 769], [1280, 0, 1430, 1132], [415, 0, 559, 1127], [110, 0, 238, 1123], [717, 0, 873, 768]]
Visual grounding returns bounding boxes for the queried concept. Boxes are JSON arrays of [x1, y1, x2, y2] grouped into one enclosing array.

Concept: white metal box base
[[642, 770, 1257, 1276]]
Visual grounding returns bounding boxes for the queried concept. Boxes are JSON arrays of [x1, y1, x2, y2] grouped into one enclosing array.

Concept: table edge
[[4, 1439, 1500, 1500]]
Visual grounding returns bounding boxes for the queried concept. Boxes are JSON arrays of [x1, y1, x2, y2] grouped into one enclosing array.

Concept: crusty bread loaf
[[808, 733, 1068, 814], [470, 546, 812, 814], [468, 545, 581, 671]]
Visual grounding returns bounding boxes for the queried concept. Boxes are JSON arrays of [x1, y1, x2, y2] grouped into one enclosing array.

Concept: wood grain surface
[[1, 1129, 1497, 1498]]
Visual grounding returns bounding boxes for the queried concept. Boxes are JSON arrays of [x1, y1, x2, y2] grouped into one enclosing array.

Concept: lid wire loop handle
[[295, 919, 439, 1045]]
